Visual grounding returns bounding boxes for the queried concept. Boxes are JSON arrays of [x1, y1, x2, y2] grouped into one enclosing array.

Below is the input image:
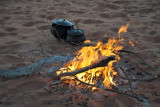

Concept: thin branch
[[74, 76, 146, 102], [136, 66, 154, 77], [115, 74, 160, 82], [118, 50, 156, 70], [116, 65, 133, 92]]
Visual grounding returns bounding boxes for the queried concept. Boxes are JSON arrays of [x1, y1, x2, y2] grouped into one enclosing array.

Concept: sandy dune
[[0, 0, 160, 107]]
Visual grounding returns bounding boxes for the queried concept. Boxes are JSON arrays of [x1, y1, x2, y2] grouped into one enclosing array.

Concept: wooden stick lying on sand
[[0, 55, 70, 79], [57, 55, 115, 78]]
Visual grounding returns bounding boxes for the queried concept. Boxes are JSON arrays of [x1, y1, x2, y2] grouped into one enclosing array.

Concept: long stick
[[57, 55, 115, 78], [0, 55, 70, 78]]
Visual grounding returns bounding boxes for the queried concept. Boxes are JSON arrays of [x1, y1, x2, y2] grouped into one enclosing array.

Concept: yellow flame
[[84, 40, 91, 43], [57, 21, 131, 89], [118, 21, 131, 39]]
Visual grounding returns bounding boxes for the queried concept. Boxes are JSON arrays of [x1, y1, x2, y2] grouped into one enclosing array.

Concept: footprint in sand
[[99, 13, 111, 19], [13, 11, 23, 15], [58, 2, 71, 6], [67, 10, 85, 15], [3, 16, 11, 20], [0, 16, 10, 25], [150, 35, 160, 43], [139, 8, 154, 14], [111, 12, 128, 18], [0, 80, 46, 100], [5, 27, 17, 32], [110, 27, 119, 32], [0, 44, 21, 54], [82, 19, 104, 24], [96, 3, 120, 11], [10, 80, 46, 94], [47, 13, 67, 20], [73, 19, 82, 23], [36, 0, 42, 2], [88, 31, 106, 40], [123, 6, 139, 16], [99, 12, 128, 19], [0, 55, 24, 66], [5, 40, 18, 45], [39, 25, 49, 30], [0, 32, 17, 37], [113, 1, 130, 4], [143, 34, 160, 43], [105, 4, 120, 10], [148, 30, 157, 35], [47, 15, 54, 20], [0, 32, 7, 37], [23, 21, 46, 28], [23, 22, 35, 27]]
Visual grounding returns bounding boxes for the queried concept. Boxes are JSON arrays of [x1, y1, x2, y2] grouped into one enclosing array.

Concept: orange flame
[[129, 40, 135, 47], [84, 40, 91, 43], [57, 21, 131, 89], [118, 21, 131, 39]]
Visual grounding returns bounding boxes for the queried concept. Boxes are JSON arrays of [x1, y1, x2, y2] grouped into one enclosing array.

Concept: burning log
[[57, 55, 115, 78]]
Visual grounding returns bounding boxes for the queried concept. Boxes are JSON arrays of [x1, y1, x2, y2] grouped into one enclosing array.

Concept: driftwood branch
[[57, 55, 115, 78], [0, 55, 70, 79]]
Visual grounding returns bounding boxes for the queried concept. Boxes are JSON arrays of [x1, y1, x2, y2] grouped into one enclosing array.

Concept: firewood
[[0, 55, 70, 78], [57, 55, 115, 78]]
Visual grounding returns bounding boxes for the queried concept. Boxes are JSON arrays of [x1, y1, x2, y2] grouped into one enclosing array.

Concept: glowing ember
[[57, 22, 131, 89], [129, 40, 135, 47]]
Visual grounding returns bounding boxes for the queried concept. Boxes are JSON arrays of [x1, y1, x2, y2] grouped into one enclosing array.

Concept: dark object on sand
[[50, 19, 75, 40], [66, 29, 86, 44]]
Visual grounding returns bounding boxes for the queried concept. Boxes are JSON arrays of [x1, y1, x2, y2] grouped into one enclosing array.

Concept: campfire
[[57, 21, 131, 89], [50, 21, 157, 102], [0, 20, 158, 103]]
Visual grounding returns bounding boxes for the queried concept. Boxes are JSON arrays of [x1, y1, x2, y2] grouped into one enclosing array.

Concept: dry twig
[[118, 50, 155, 70], [74, 76, 146, 102]]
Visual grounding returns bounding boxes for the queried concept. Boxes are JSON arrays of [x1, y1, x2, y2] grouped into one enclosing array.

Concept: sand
[[0, 0, 160, 107]]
